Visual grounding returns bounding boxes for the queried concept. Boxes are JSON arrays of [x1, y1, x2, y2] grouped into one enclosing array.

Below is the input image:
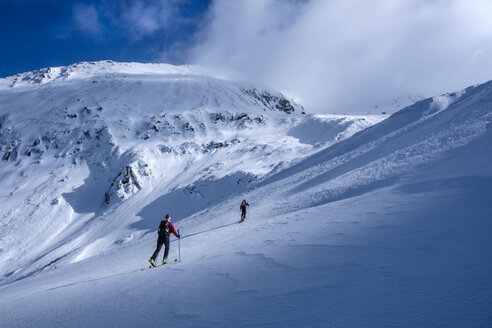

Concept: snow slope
[[0, 62, 491, 327], [0, 62, 380, 280]]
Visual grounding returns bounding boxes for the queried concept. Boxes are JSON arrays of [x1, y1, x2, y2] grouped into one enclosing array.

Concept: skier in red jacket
[[149, 214, 180, 267]]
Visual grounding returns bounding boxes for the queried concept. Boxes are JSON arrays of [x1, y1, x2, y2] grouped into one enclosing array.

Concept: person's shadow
[[131, 172, 255, 232]]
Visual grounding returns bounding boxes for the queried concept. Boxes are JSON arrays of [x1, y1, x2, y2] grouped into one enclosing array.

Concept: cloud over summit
[[190, 0, 492, 114]]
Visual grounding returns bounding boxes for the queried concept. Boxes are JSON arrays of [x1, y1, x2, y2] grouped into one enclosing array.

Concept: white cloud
[[120, 1, 175, 40], [190, 0, 492, 114], [72, 3, 106, 39], [71, 1, 179, 42]]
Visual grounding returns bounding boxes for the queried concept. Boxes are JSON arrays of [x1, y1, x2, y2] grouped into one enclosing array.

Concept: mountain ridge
[[1, 62, 490, 327], [0, 61, 380, 281]]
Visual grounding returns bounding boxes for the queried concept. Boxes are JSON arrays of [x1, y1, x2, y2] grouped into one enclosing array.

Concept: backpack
[[158, 220, 170, 236]]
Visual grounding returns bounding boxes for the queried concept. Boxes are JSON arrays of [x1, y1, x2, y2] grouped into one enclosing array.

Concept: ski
[[149, 264, 167, 269], [147, 262, 170, 269], [147, 260, 179, 270]]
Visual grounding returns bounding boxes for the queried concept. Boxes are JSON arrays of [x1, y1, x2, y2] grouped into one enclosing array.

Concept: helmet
[[165, 214, 171, 221]]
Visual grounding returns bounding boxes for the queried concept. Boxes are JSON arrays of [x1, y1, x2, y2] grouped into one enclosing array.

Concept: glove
[[178, 234, 181, 239]]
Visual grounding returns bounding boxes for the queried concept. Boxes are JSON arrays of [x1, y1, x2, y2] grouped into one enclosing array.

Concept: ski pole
[[178, 229, 181, 262]]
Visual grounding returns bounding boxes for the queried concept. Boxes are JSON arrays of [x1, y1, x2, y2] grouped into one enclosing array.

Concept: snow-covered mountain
[[0, 61, 380, 280], [0, 62, 490, 327], [369, 94, 425, 114]]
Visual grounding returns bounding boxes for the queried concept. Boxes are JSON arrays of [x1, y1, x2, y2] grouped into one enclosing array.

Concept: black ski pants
[[151, 234, 170, 261]]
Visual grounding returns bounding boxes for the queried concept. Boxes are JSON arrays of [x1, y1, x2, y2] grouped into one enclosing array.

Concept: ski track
[[0, 62, 491, 327]]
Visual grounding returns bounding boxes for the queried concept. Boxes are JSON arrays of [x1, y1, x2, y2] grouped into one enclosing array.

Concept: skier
[[149, 214, 180, 267], [240, 200, 249, 222]]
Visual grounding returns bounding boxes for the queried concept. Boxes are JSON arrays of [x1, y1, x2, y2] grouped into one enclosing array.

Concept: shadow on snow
[[132, 172, 255, 232]]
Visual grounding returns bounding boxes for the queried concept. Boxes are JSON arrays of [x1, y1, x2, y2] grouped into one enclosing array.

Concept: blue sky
[[0, 0, 211, 77], [2, 0, 492, 114]]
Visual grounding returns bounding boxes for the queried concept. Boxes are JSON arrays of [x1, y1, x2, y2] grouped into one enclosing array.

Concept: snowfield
[[0, 61, 491, 327]]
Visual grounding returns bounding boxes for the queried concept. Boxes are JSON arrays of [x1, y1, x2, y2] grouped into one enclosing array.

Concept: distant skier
[[240, 200, 249, 222], [149, 214, 180, 267]]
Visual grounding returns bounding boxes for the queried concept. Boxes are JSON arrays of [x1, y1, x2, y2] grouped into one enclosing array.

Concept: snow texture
[[0, 61, 491, 327]]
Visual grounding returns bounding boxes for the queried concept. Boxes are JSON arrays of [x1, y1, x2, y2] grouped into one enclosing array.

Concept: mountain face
[[0, 61, 380, 279], [0, 62, 490, 327], [258, 82, 492, 210]]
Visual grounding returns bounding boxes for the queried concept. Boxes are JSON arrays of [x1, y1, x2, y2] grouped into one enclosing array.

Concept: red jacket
[[158, 220, 179, 238]]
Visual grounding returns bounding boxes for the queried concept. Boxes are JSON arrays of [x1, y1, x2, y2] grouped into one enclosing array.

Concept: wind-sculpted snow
[[255, 81, 492, 213], [0, 61, 375, 284], [1, 62, 490, 327], [1, 61, 209, 88]]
